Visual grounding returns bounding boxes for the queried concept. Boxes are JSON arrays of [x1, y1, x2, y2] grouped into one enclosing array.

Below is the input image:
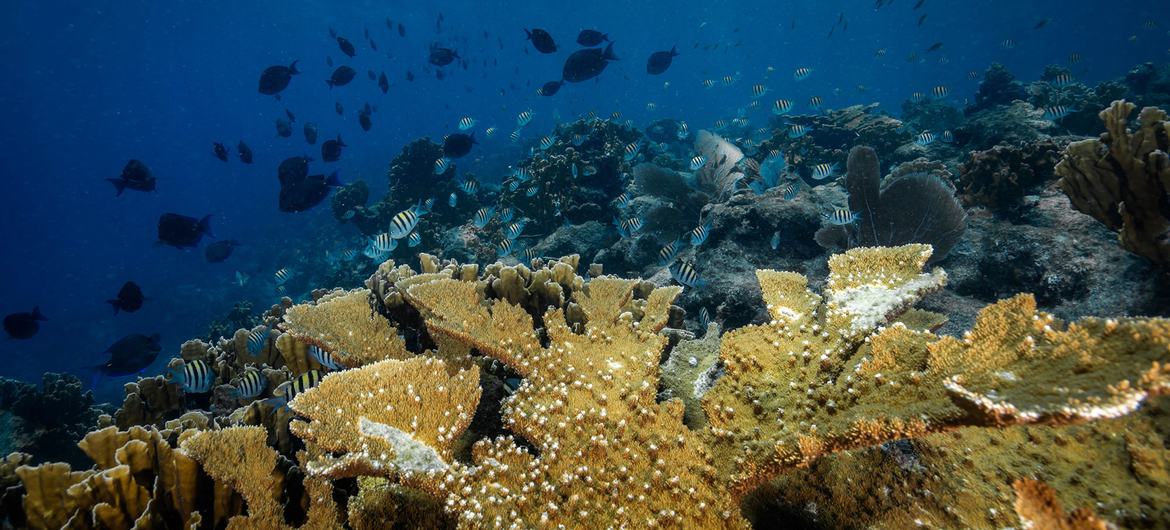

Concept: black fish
[[337, 36, 356, 57], [321, 135, 346, 162], [335, 101, 344, 115], [359, 107, 372, 132], [369, 39, 378, 51], [539, 80, 563, 96], [107, 159, 156, 196], [576, 29, 607, 47], [429, 45, 460, 66], [406, 70, 415, 81], [917, 13, 927, 26], [258, 60, 299, 99], [4, 307, 46, 340], [913, 0, 926, 8], [398, 23, 405, 37], [213, 142, 229, 162], [157, 213, 213, 248], [277, 156, 342, 212], [525, 28, 557, 53], [378, 72, 389, 93], [926, 42, 943, 52], [276, 118, 292, 137], [443, 132, 476, 158], [204, 239, 240, 263], [563, 42, 618, 83], [327, 66, 357, 88], [1033, 18, 1049, 30], [367, 69, 376, 81], [304, 122, 318, 144], [646, 45, 678, 75], [107, 281, 145, 314], [97, 333, 161, 376], [237, 140, 253, 163]]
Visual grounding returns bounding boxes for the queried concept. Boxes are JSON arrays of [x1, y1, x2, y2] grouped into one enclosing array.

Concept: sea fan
[[693, 130, 745, 200]]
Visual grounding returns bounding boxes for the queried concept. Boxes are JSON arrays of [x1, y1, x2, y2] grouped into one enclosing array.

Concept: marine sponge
[[1055, 100, 1170, 267]]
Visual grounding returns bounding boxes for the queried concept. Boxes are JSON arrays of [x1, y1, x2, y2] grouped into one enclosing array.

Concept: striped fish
[[170, 360, 215, 393], [698, 307, 711, 329], [371, 233, 398, 252], [434, 157, 451, 174], [458, 116, 476, 130], [669, 261, 706, 288], [539, 135, 556, 151], [509, 129, 522, 143], [523, 185, 537, 197], [1043, 105, 1076, 121], [421, 198, 434, 213], [274, 268, 292, 285], [571, 134, 586, 146], [498, 208, 515, 223], [615, 216, 644, 238], [811, 162, 838, 180], [793, 67, 812, 81], [340, 249, 358, 260], [911, 91, 927, 103], [362, 242, 388, 260], [388, 207, 421, 239], [275, 285, 286, 296], [689, 222, 712, 246], [1049, 73, 1074, 88], [714, 119, 728, 130], [459, 178, 479, 194], [512, 167, 532, 182], [524, 248, 539, 261], [781, 181, 801, 201], [657, 239, 684, 266], [235, 368, 267, 400], [646, 102, 657, 111], [772, 99, 793, 115], [516, 110, 534, 127], [689, 155, 707, 170], [610, 111, 622, 120], [485, 126, 497, 137], [504, 220, 527, 240], [823, 208, 861, 225], [788, 124, 810, 139], [931, 85, 949, 99], [408, 232, 422, 247], [941, 130, 954, 143], [310, 345, 343, 371], [809, 95, 823, 110], [721, 74, 735, 86], [473, 207, 495, 228], [614, 192, 631, 208], [915, 131, 936, 146], [282, 370, 323, 402], [677, 121, 689, 139], [496, 239, 513, 257], [246, 327, 269, 355], [750, 83, 768, 98], [702, 79, 715, 88], [623, 142, 640, 161], [968, 70, 979, 80]]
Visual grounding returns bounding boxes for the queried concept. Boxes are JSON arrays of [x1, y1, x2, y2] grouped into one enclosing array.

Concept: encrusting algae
[[7, 245, 1170, 528]]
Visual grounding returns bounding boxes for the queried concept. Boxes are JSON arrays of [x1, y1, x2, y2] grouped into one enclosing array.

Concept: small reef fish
[[788, 124, 810, 139], [623, 142, 641, 161], [750, 83, 768, 98], [931, 85, 949, 99], [525, 186, 539, 197], [770, 231, 782, 250], [823, 207, 861, 225], [389, 206, 423, 239], [698, 307, 711, 329], [274, 268, 292, 285], [509, 129, 522, 143], [408, 232, 422, 247], [246, 327, 269, 355], [504, 220, 527, 240], [689, 155, 708, 170], [669, 261, 707, 288], [516, 110, 534, 127], [458, 116, 476, 130], [811, 162, 838, 180], [689, 222, 712, 246], [614, 192, 631, 208], [793, 67, 812, 81], [233, 369, 267, 400], [485, 127, 498, 137], [235, 271, 250, 286], [473, 207, 495, 228], [497, 239, 513, 257], [498, 208, 515, 223], [915, 131, 936, 146], [448, 193, 457, 207], [809, 95, 823, 110], [1043, 105, 1076, 121], [539, 135, 556, 150], [677, 121, 690, 139], [1049, 73, 1074, 88], [310, 344, 343, 371], [657, 239, 684, 266], [278, 370, 323, 402], [772, 99, 793, 115], [168, 360, 215, 393], [615, 216, 645, 238], [459, 178, 479, 194]]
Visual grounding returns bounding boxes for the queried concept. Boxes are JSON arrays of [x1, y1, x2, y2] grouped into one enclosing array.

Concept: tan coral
[[281, 288, 410, 369], [1014, 478, 1113, 530]]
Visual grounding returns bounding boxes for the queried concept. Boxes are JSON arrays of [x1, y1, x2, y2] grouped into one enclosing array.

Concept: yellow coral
[[281, 288, 410, 369], [1014, 479, 1112, 530]]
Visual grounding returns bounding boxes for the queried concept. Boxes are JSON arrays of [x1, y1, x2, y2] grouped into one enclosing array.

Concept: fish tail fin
[[671, 45, 678, 56], [31, 306, 45, 321], [326, 171, 342, 187], [106, 300, 121, 315], [603, 33, 609, 42], [107, 179, 126, 196], [199, 215, 214, 238], [603, 42, 618, 61], [524, 28, 532, 40], [289, 60, 299, 74]]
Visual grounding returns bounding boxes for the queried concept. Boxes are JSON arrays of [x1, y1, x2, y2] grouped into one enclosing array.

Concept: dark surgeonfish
[[107, 159, 156, 196], [96, 334, 161, 376], [326, 66, 357, 88], [4, 307, 46, 339], [576, 29, 607, 47], [107, 281, 145, 314], [212, 142, 229, 162], [563, 42, 617, 82], [277, 156, 342, 212], [359, 104, 373, 131], [237, 140, 253, 163], [429, 45, 459, 66], [525, 28, 557, 53], [276, 118, 293, 137], [321, 135, 346, 162], [258, 60, 299, 99], [378, 72, 389, 93], [538, 80, 563, 96], [646, 45, 678, 75], [204, 239, 240, 263], [304, 122, 318, 144], [336, 36, 356, 57], [157, 213, 213, 248], [442, 132, 476, 158]]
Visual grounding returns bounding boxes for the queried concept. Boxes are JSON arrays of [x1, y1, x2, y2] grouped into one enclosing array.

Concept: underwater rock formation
[[966, 63, 1028, 116], [0, 373, 102, 467], [1056, 100, 1170, 267], [958, 138, 1067, 218]]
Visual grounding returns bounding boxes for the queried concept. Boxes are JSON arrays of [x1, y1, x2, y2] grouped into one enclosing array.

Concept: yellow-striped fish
[[246, 327, 268, 355], [516, 110, 534, 127], [371, 233, 397, 252], [793, 67, 812, 81], [669, 261, 706, 288], [388, 207, 421, 239], [309, 344, 343, 371], [496, 239, 513, 257], [811, 162, 838, 180], [280, 370, 323, 402], [168, 359, 215, 393], [234, 368, 267, 400], [772, 99, 793, 115], [458, 116, 476, 130], [823, 207, 860, 225]]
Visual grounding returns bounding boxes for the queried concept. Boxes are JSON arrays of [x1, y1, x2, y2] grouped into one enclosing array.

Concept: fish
[[326, 66, 357, 88], [3, 307, 46, 339], [277, 157, 342, 212], [359, 107, 373, 131], [722, 74, 736, 86], [926, 41, 943, 52], [689, 222, 712, 246], [811, 162, 838, 180], [378, 72, 389, 93], [788, 124, 811, 139], [473, 208, 495, 228], [875, 48, 887, 57], [582, 165, 598, 176], [1050, 73, 1074, 87], [310, 345, 343, 371], [406, 70, 415, 82], [615, 216, 644, 238], [213, 142, 229, 162], [458, 117, 476, 130], [321, 135, 346, 162], [91, 333, 162, 379], [257, 61, 299, 100], [513, 167, 532, 182], [107, 159, 156, 196], [690, 155, 708, 170], [274, 268, 292, 285], [278, 370, 323, 401], [677, 121, 690, 139], [809, 95, 823, 110], [496, 239, 514, 257], [781, 181, 801, 200], [443, 132, 476, 158], [105, 281, 145, 314], [577, 29, 608, 46], [398, 23, 405, 36], [793, 67, 812, 81], [459, 178, 479, 194], [157, 213, 212, 248], [304, 122, 318, 144], [516, 110, 534, 127], [246, 327, 269, 355], [770, 231, 782, 250], [931, 85, 949, 99], [429, 45, 460, 66], [698, 307, 711, 329], [772, 99, 793, 115], [524, 248, 540, 261], [275, 118, 293, 138], [485, 127, 498, 138], [408, 232, 422, 247], [336, 36, 356, 57], [168, 360, 215, 393], [623, 142, 641, 161], [657, 239, 684, 266], [538, 80, 564, 96], [669, 261, 706, 288], [613, 192, 631, 209], [941, 130, 954, 143], [371, 233, 398, 252], [335, 101, 344, 115], [917, 14, 927, 26], [525, 186, 539, 197], [236, 140, 253, 164], [1001, 39, 1015, 49], [563, 42, 618, 83], [233, 369, 267, 400], [389, 207, 422, 239], [1043, 105, 1076, 121], [750, 83, 768, 98], [509, 129, 522, 143], [911, 91, 927, 103], [1068, 52, 1082, 64], [823, 207, 861, 225], [1033, 18, 1050, 30], [915, 131, 936, 146], [571, 163, 579, 178], [539, 135, 556, 150], [646, 46, 678, 75], [362, 243, 388, 260], [702, 79, 715, 88], [434, 157, 452, 175], [235, 271, 250, 286], [504, 220, 527, 239], [525, 28, 557, 53], [448, 193, 458, 208]]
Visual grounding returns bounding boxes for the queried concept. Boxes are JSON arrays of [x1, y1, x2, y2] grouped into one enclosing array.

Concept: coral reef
[[0, 373, 102, 467], [966, 63, 1028, 115], [958, 138, 1067, 218], [1056, 100, 1170, 267]]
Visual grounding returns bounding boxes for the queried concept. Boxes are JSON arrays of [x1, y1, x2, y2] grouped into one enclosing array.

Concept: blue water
[[1, 0, 1167, 401]]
